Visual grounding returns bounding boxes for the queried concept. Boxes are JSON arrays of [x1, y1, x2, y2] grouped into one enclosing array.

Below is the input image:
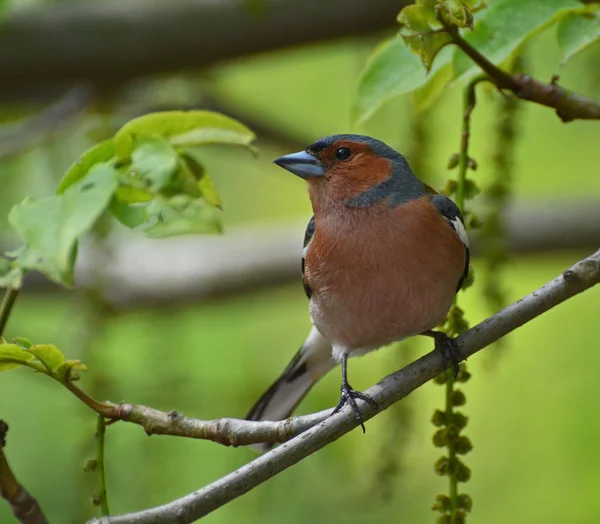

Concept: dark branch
[[0, 421, 49, 524], [89, 248, 600, 523], [0, 0, 404, 98], [440, 19, 600, 122], [0, 85, 94, 159]]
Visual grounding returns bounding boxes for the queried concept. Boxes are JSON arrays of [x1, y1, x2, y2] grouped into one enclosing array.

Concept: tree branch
[[440, 19, 600, 122], [109, 404, 331, 447], [0, 0, 404, 98], [89, 248, 600, 524], [0, 421, 49, 524]]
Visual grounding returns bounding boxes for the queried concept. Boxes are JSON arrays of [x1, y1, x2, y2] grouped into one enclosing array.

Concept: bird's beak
[[273, 151, 326, 179]]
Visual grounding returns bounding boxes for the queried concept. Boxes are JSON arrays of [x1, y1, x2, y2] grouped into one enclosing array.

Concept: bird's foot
[[434, 333, 462, 379], [331, 383, 378, 433]]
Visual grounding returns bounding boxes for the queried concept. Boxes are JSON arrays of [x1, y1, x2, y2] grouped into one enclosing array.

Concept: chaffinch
[[246, 134, 469, 436]]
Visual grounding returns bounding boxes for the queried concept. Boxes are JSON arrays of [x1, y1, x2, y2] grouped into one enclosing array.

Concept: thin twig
[[439, 19, 600, 122], [63, 381, 332, 446], [90, 248, 600, 524], [0, 421, 49, 524], [0, 287, 19, 339], [96, 415, 110, 516]]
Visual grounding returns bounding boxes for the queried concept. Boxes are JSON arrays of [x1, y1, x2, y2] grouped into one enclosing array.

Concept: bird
[[246, 134, 469, 439]]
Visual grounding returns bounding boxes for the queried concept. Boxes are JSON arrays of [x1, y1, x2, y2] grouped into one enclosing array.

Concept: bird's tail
[[246, 327, 335, 449]]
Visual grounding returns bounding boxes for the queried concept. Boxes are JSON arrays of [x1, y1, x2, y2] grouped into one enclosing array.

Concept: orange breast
[[305, 197, 466, 351]]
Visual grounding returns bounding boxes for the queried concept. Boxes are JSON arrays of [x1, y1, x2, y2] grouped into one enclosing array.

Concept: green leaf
[[56, 140, 115, 194], [109, 199, 149, 229], [143, 196, 222, 238], [453, 0, 585, 80], [353, 38, 453, 125], [398, 3, 453, 71], [9, 164, 118, 286], [397, 1, 485, 71], [170, 127, 257, 151], [557, 6, 600, 64], [12, 337, 33, 349], [439, 0, 479, 29], [113, 111, 255, 160], [114, 186, 153, 204], [130, 136, 180, 192], [25, 344, 65, 373], [180, 153, 222, 209], [55, 360, 87, 382], [410, 56, 454, 112], [0, 344, 35, 372]]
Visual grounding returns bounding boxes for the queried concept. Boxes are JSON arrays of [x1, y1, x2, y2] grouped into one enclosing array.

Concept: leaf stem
[[96, 415, 110, 517], [0, 287, 19, 339]]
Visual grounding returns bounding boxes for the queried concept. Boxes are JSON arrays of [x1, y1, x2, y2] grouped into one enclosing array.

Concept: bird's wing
[[302, 215, 316, 299], [429, 194, 470, 292]]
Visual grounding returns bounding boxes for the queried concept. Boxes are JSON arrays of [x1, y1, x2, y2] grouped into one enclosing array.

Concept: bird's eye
[[335, 147, 352, 160]]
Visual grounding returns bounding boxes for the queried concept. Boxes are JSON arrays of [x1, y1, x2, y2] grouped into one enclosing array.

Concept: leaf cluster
[[0, 111, 255, 288], [354, 0, 600, 124], [0, 338, 85, 382]]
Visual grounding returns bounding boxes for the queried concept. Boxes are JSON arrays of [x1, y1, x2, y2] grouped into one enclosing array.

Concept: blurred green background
[[1, 2, 600, 523]]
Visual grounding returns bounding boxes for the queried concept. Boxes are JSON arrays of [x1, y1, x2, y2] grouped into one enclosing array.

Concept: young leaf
[[130, 136, 179, 191], [142, 196, 222, 238], [410, 51, 455, 112], [557, 6, 600, 64], [12, 337, 33, 349], [114, 186, 154, 204], [113, 111, 255, 160], [453, 0, 585, 80], [0, 344, 35, 372], [353, 37, 452, 126], [9, 164, 118, 286], [109, 199, 149, 229], [398, 3, 453, 71], [55, 360, 88, 382], [56, 140, 116, 194], [25, 344, 65, 373], [180, 153, 222, 209]]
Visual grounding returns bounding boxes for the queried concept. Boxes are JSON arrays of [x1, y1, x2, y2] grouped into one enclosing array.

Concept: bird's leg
[[331, 353, 377, 433], [421, 330, 462, 378]]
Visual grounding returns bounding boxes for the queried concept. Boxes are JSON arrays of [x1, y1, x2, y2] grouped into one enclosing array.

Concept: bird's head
[[274, 134, 424, 212]]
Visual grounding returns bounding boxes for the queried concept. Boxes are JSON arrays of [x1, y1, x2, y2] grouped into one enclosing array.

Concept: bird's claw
[[331, 384, 378, 433], [436, 334, 462, 379]]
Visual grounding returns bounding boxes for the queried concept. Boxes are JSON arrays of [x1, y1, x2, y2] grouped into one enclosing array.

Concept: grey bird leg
[[421, 330, 462, 378], [331, 354, 378, 433]]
